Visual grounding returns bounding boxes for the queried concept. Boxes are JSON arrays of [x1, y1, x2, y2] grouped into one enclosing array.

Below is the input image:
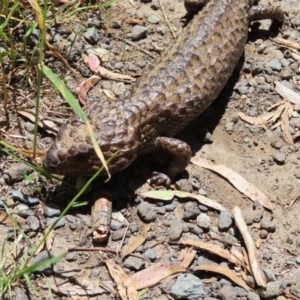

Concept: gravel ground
[[1, 0, 300, 299]]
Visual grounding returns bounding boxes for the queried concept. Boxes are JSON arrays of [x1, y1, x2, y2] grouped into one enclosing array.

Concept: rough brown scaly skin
[[43, 0, 282, 179]]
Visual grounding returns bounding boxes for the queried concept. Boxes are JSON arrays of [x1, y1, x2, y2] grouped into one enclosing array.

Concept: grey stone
[[242, 209, 254, 225], [151, 0, 160, 10], [263, 268, 276, 282], [218, 211, 232, 230], [225, 122, 234, 134], [235, 286, 247, 297], [115, 62, 124, 69], [76, 214, 92, 227], [256, 281, 282, 298], [187, 223, 203, 235], [131, 25, 147, 41], [175, 179, 193, 193], [137, 202, 157, 222], [281, 68, 293, 79], [92, 268, 100, 277], [271, 150, 286, 164], [169, 219, 183, 241], [253, 209, 263, 223], [65, 252, 77, 261], [290, 284, 300, 298], [218, 285, 236, 300], [199, 189, 208, 197], [46, 217, 65, 229], [111, 20, 122, 28], [127, 62, 139, 72], [247, 291, 260, 300], [144, 249, 156, 261], [171, 274, 207, 300], [183, 202, 201, 220], [246, 275, 256, 289], [13, 204, 34, 217], [29, 250, 53, 273], [100, 80, 112, 90], [24, 122, 35, 132], [252, 62, 264, 74], [196, 213, 211, 230], [112, 82, 126, 96], [123, 256, 145, 271], [110, 218, 124, 230], [196, 256, 211, 266], [43, 205, 61, 217], [269, 60, 282, 71], [165, 203, 176, 211], [15, 288, 27, 300], [237, 85, 249, 94], [28, 28, 40, 46], [148, 15, 160, 24], [84, 27, 99, 44], [261, 218, 276, 233], [199, 204, 208, 212], [11, 190, 39, 205], [27, 216, 40, 231], [111, 229, 125, 241]]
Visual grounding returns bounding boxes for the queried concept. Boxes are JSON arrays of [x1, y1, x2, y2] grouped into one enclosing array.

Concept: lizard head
[[43, 115, 140, 177]]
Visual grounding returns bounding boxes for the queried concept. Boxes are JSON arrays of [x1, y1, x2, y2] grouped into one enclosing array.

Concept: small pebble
[[196, 213, 211, 230], [137, 202, 157, 222], [144, 249, 156, 261], [148, 15, 160, 24], [260, 218, 276, 233], [218, 211, 232, 230], [169, 219, 183, 241], [269, 60, 282, 71], [131, 25, 147, 41], [84, 27, 99, 44], [273, 152, 286, 164], [123, 257, 145, 271]]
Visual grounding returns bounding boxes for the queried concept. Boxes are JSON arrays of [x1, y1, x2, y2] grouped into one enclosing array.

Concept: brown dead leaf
[[178, 247, 196, 268], [96, 66, 136, 82], [238, 100, 290, 130], [130, 261, 185, 290], [275, 81, 300, 105], [274, 37, 300, 51], [238, 112, 267, 128], [140, 190, 228, 212], [190, 157, 273, 210], [180, 239, 245, 266], [281, 110, 294, 145], [122, 224, 150, 258], [194, 265, 251, 291], [18, 110, 59, 134], [106, 258, 138, 300], [0, 212, 14, 226], [76, 75, 101, 105]]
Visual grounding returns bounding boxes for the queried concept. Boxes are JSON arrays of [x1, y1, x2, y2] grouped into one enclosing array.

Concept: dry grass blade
[[180, 239, 245, 266], [194, 265, 251, 291], [122, 224, 151, 258]]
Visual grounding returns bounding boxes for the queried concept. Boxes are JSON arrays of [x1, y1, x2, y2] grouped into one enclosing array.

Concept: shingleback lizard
[[43, 0, 284, 186]]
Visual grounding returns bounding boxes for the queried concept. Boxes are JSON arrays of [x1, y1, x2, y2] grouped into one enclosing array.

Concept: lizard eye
[[75, 153, 88, 162]]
